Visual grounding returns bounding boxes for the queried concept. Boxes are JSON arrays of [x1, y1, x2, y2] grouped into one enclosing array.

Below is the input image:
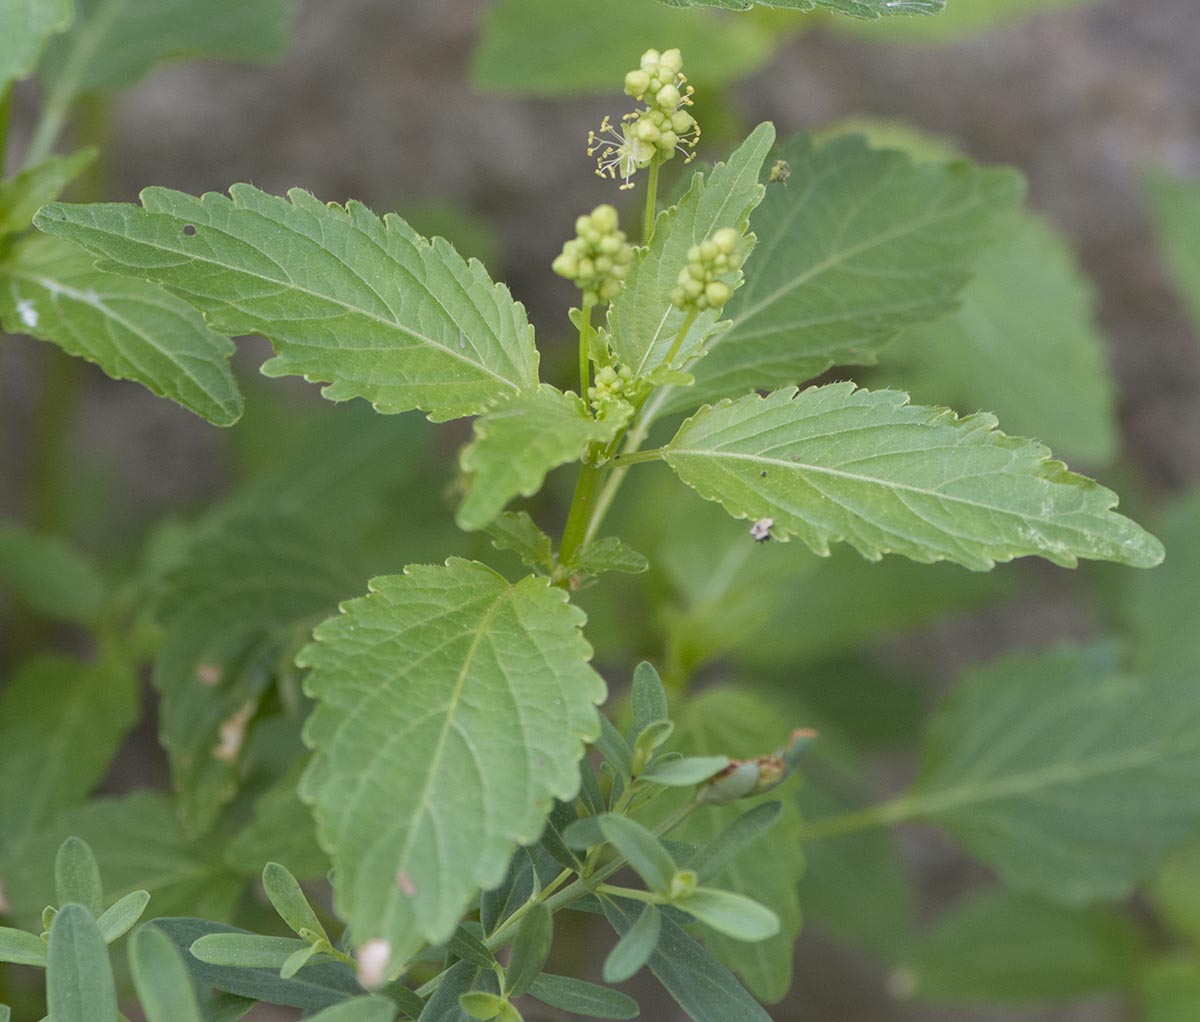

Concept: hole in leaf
[[182, 224, 197, 236]]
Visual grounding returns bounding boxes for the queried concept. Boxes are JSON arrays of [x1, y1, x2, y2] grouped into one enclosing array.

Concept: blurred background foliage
[[1, 0, 1199, 1019]]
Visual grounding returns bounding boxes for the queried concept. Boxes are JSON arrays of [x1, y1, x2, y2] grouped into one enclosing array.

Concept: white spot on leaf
[[15, 299, 38, 329]]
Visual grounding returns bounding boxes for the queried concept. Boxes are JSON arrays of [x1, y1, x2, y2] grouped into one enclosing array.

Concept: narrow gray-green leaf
[[608, 122, 774, 375], [0, 652, 137, 857], [307, 996, 399, 1022], [658, 0, 942, 16], [664, 383, 1162, 570], [640, 756, 730, 787], [675, 887, 779, 942], [526, 973, 638, 1019], [656, 133, 1021, 416], [55, 837, 103, 916], [0, 926, 48, 966], [35, 186, 539, 421], [630, 662, 668, 740], [263, 862, 327, 943], [458, 386, 619, 530], [0, 149, 93, 237], [603, 903, 661, 984], [191, 933, 311, 968], [96, 889, 150, 943], [684, 802, 781, 883], [910, 644, 1200, 903], [880, 209, 1117, 464], [1147, 172, 1200, 336], [505, 904, 552, 997], [599, 815, 677, 896], [0, 0, 71, 87], [0, 523, 103, 623], [300, 559, 604, 968], [130, 924, 203, 1022], [0, 234, 243, 425], [280, 943, 319, 979], [46, 904, 117, 1022]]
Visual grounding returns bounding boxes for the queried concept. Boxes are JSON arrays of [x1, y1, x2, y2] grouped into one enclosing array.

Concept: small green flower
[[589, 47, 700, 190], [587, 362, 647, 421], [669, 226, 745, 312], [552, 204, 635, 305]]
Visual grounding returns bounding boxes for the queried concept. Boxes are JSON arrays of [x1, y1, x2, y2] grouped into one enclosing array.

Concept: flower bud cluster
[[587, 363, 645, 421], [551, 204, 634, 306], [669, 227, 744, 313], [588, 48, 700, 190]]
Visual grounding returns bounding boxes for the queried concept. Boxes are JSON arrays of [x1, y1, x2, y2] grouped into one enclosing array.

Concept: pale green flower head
[[552, 204, 635, 305]]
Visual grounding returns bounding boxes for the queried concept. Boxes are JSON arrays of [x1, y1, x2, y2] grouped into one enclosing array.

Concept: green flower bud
[[553, 205, 635, 304], [624, 68, 651, 98], [660, 48, 684, 75], [670, 226, 747, 312]]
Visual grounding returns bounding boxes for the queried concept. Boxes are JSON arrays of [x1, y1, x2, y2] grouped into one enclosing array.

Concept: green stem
[[578, 302, 594, 398], [661, 308, 698, 369], [26, 88, 71, 166], [611, 447, 664, 467], [558, 462, 601, 570], [28, 350, 82, 532], [643, 157, 661, 246], [797, 796, 913, 842]]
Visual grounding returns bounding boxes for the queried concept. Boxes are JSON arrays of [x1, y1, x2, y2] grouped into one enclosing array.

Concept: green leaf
[[1123, 490, 1200, 679], [658, 0, 943, 16], [481, 848, 558, 937], [684, 802, 781, 883], [0, 926, 48, 966], [574, 537, 649, 577], [504, 904, 552, 998], [299, 559, 604, 968], [834, 0, 1117, 41], [676, 887, 779, 942], [663, 383, 1162, 571], [262, 862, 327, 943], [154, 517, 356, 834], [1148, 173, 1200, 334], [0, 0, 71, 87], [482, 512, 554, 572], [54, 836, 103, 916], [603, 903, 661, 984], [608, 122, 774, 376], [417, 960, 480, 1022], [447, 926, 495, 970], [629, 662, 668, 740], [35, 186, 540, 421], [95, 889, 150, 943], [640, 756, 729, 786], [38, 0, 293, 101], [879, 209, 1117, 464], [1140, 959, 1200, 1022], [0, 149, 94, 237], [0, 653, 138, 857], [664, 689, 803, 1002], [191, 933, 314, 969], [0, 793, 244, 926], [906, 890, 1141, 1002], [602, 896, 769, 1022], [151, 917, 362, 1014], [129, 924, 203, 1022], [307, 996, 399, 1022], [46, 903, 117, 1022], [599, 815, 677, 896], [656, 133, 1021, 416], [472, 0, 775, 96], [1150, 840, 1200, 945], [224, 766, 329, 882], [0, 234, 243, 425], [458, 991, 505, 1020], [526, 973, 638, 1019], [0, 523, 104, 622], [457, 386, 619, 530], [909, 644, 1200, 903]]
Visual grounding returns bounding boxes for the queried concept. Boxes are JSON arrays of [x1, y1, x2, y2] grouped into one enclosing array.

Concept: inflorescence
[[669, 226, 745, 313], [551, 204, 635, 306]]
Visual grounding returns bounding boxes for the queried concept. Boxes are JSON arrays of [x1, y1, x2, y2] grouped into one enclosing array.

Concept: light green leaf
[[658, 0, 943, 16], [608, 123, 774, 376], [224, 765, 329, 881], [46, 903, 117, 1022], [129, 924, 203, 1022], [0, 792, 244, 927], [656, 133, 1021, 416], [906, 890, 1141, 1002], [602, 896, 769, 1022], [0, 149, 93, 237], [35, 186, 540, 421], [483, 512, 554, 572], [574, 537, 649, 577], [836, 0, 1103, 40], [526, 973, 639, 1019], [603, 903, 661, 984], [909, 644, 1200, 903], [306, 996, 398, 1022], [664, 689, 803, 1003], [0, 926, 48, 966], [299, 559, 604, 968], [1123, 489, 1200, 679], [95, 889, 150, 943], [154, 517, 356, 834], [191, 933, 311, 969], [457, 386, 619, 530], [0, 523, 103, 622], [879, 210, 1117, 464], [0, 653, 138, 858], [641, 756, 729, 787], [676, 887, 779, 942], [263, 862, 327, 943], [472, 0, 775, 95], [599, 815, 677, 896], [38, 0, 293, 101], [1147, 173, 1200, 337], [505, 904, 552, 997], [630, 662, 668, 740], [0, 0, 71, 87], [1139, 959, 1200, 1022], [0, 234, 243, 425], [55, 836, 103, 916], [663, 383, 1162, 570]]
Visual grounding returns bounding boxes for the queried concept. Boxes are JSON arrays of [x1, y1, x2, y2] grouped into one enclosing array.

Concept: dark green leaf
[[505, 904, 552, 997], [482, 512, 553, 572], [0, 149, 94, 237], [684, 802, 781, 883], [130, 924, 202, 1022], [447, 927, 495, 970], [0, 525, 103, 622], [575, 537, 649, 577], [527, 973, 638, 1019], [602, 903, 661, 984], [191, 933, 312, 968], [307, 996, 400, 1022]]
